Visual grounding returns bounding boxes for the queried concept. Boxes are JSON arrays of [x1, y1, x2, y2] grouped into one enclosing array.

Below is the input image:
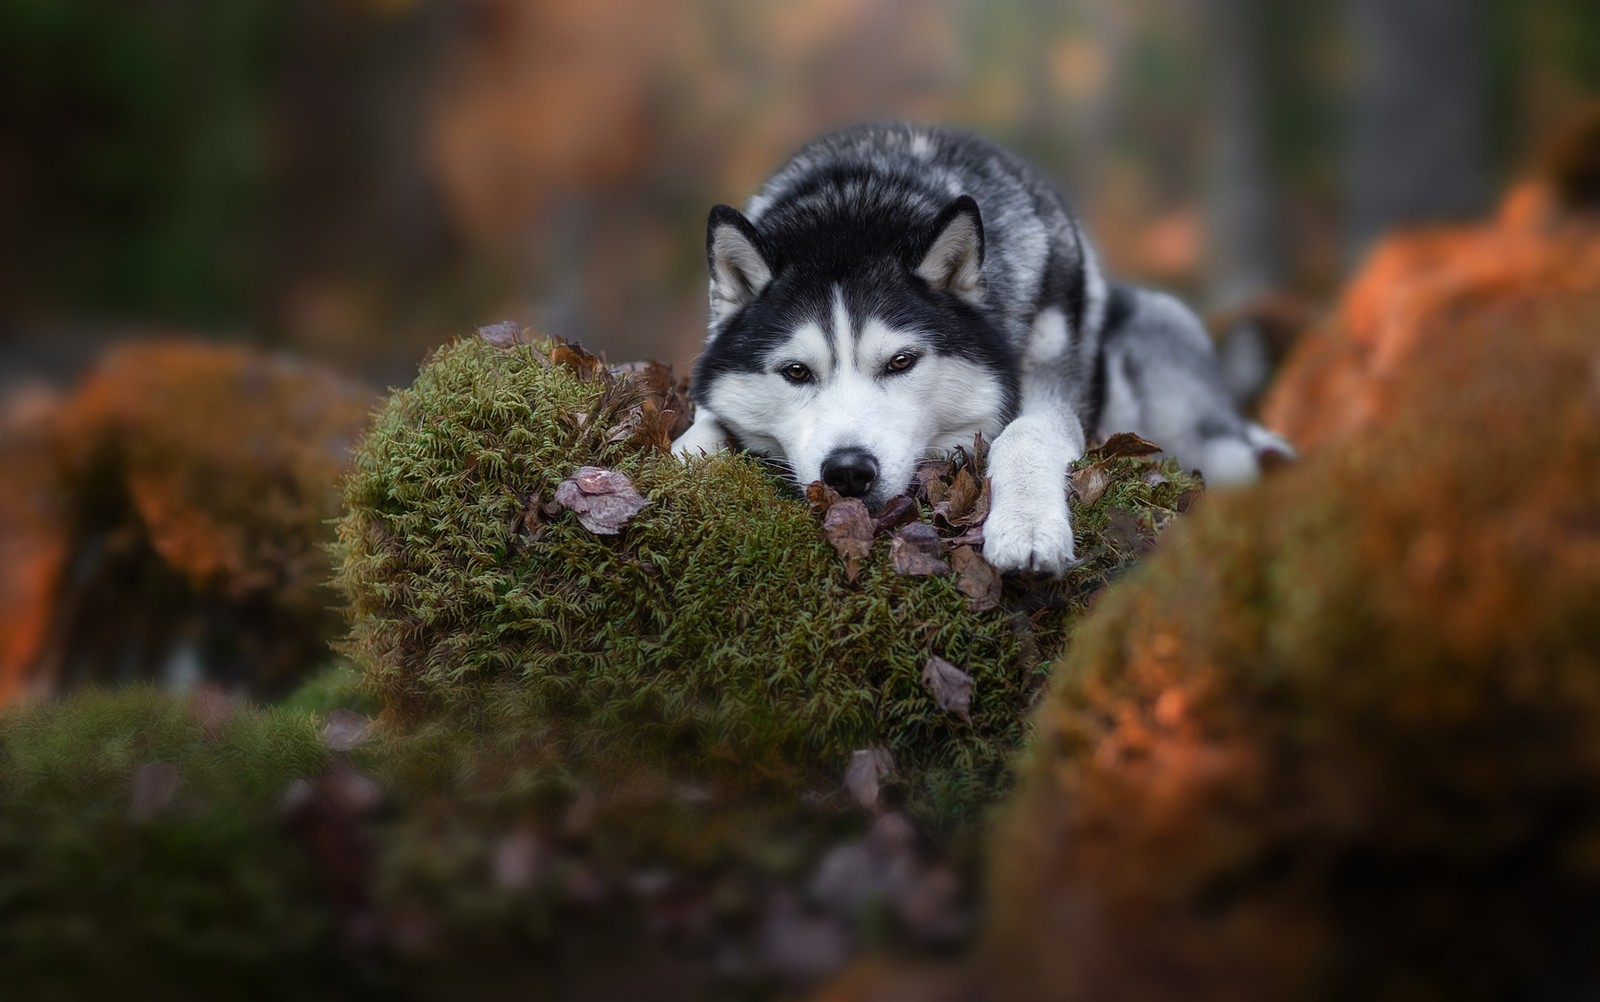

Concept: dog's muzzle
[[821, 448, 879, 499]]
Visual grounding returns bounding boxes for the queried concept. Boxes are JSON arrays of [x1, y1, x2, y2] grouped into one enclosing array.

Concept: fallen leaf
[[476, 321, 525, 347], [944, 469, 981, 520], [969, 431, 990, 474], [914, 459, 954, 502], [872, 494, 918, 534], [553, 466, 652, 534], [188, 683, 235, 735], [606, 396, 677, 453], [129, 762, 179, 822], [890, 522, 951, 576], [1142, 469, 1170, 488], [550, 339, 611, 382], [494, 829, 550, 891], [322, 708, 372, 751], [1104, 509, 1156, 557], [1089, 432, 1164, 461], [511, 490, 546, 545], [845, 746, 895, 811], [951, 545, 1002, 612], [807, 480, 842, 515], [945, 524, 986, 549], [921, 655, 974, 723], [822, 498, 874, 582], [1177, 486, 1203, 513], [1070, 464, 1111, 506]]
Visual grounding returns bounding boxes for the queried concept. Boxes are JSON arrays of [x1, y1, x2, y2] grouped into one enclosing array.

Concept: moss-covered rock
[[335, 334, 1198, 826], [1, 331, 1203, 1000], [0, 340, 375, 703], [984, 287, 1600, 1001]]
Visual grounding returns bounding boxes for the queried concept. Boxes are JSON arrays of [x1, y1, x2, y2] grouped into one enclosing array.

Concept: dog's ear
[[916, 195, 985, 305], [707, 205, 772, 325]]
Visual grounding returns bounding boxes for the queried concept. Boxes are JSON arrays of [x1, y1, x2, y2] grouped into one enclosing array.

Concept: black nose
[[821, 448, 879, 498]]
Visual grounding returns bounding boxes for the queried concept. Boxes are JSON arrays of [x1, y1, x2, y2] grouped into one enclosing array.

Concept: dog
[[671, 123, 1288, 576]]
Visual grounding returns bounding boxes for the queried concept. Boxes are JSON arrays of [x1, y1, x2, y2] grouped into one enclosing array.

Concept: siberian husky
[[671, 123, 1288, 576]]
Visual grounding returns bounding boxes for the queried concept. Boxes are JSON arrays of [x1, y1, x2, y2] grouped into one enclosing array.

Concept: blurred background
[[3, 0, 1597, 392], [1, 0, 1597, 701]]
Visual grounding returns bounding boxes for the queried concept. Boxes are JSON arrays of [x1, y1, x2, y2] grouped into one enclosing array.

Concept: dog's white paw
[[670, 418, 730, 460], [982, 501, 1076, 578]]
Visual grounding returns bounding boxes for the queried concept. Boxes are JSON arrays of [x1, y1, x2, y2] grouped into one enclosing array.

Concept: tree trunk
[[1347, 0, 1490, 256]]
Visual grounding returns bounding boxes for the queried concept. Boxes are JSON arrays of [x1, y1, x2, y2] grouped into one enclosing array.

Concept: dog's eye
[[885, 352, 917, 374], [781, 363, 813, 384]]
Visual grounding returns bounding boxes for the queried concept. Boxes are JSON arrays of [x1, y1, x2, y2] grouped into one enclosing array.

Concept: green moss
[[335, 336, 1197, 826], [0, 688, 344, 1000], [280, 661, 379, 717]]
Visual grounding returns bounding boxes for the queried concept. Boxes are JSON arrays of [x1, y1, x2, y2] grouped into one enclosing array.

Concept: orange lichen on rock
[[0, 340, 374, 703], [0, 389, 72, 703], [1264, 109, 1600, 452], [984, 287, 1600, 1001]]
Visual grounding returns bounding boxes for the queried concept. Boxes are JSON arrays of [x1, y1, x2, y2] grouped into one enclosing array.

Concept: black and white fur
[[672, 123, 1287, 576]]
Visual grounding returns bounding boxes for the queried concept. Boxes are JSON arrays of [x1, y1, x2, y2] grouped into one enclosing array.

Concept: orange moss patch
[[1264, 110, 1600, 452], [985, 288, 1600, 1001], [0, 389, 71, 703], [0, 341, 374, 703]]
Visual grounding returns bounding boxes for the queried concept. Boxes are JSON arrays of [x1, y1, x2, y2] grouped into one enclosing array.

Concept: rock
[[985, 285, 1600, 1001], [1263, 121, 1600, 454], [0, 340, 374, 702]]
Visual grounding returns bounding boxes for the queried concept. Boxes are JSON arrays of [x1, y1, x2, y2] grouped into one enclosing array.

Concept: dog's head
[[691, 196, 1018, 509]]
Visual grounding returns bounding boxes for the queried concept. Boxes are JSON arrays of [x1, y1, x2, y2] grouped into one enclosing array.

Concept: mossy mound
[[985, 289, 1600, 1001], [0, 340, 375, 702], [336, 334, 1198, 825], [0, 688, 345, 1000]]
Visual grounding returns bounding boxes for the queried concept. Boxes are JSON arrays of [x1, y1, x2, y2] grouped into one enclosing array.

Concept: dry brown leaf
[[129, 762, 179, 822], [890, 522, 951, 576], [944, 468, 981, 520], [921, 655, 974, 723], [872, 494, 919, 535], [1177, 487, 1203, 513], [845, 746, 895, 811], [822, 498, 874, 582], [966, 476, 992, 526], [951, 545, 1002, 612], [552, 466, 652, 535], [322, 708, 373, 752], [1104, 509, 1156, 557], [1070, 464, 1111, 506], [494, 829, 550, 891], [188, 683, 235, 735], [550, 339, 611, 383], [511, 490, 546, 545], [807, 480, 842, 515], [1089, 432, 1164, 461]]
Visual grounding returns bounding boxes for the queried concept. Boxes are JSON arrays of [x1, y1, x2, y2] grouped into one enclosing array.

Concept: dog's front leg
[[981, 383, 1085, 578], [670, 405, 733, 459]]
